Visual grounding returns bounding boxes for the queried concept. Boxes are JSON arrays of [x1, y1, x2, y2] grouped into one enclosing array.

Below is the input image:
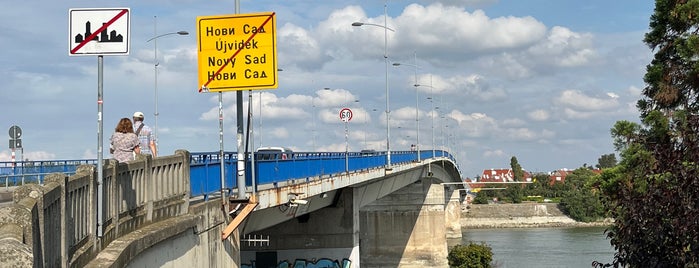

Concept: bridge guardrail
[[0, 150, 457, 199], [0, 159, 97, 187], [0, 150, 190, 267], [189, 149, 457, 198]]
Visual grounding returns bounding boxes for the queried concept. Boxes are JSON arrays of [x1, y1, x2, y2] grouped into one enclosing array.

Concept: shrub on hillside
[[447, 242, 493, 268]]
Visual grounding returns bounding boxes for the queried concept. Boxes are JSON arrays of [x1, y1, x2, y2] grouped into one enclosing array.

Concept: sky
[[0, 0, 655, 178]]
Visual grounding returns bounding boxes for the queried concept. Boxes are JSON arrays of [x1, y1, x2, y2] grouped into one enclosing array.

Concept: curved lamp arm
[[146, 31, 189, 43], [351, 22, 395, 32]]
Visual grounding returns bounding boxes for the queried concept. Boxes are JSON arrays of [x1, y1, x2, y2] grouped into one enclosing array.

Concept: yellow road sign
[[197, 12, 277, 92]]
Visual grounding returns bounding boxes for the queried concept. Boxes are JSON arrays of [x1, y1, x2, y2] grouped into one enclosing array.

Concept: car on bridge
[[360, 149, 377, 156], [255, 146, 294, 160]]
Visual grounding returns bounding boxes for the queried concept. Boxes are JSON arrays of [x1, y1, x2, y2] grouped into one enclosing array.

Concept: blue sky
[[0, 0, 655, 177]]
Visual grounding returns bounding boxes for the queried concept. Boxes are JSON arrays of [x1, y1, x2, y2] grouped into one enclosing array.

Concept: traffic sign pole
[[97, 55, 104, 238], [345, 121, 349, 172], [69, 7, 130, 239], [339, 108, 353, 172]]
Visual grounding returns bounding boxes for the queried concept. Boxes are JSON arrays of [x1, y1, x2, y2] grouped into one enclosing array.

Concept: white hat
[[133, 111, 144, 118]]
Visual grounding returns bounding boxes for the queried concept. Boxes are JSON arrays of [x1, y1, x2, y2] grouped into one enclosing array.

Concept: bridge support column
[[240, 188, 360, 267], [445, 188, 463, 240], [359, 177, 449, 267]]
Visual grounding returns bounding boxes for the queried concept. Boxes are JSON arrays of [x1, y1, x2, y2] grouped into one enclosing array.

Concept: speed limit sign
[[339, 108, 353, 122]]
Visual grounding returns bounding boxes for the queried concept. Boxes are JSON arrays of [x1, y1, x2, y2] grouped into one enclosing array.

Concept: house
[[481, 168, 513, 182], [480, 168, 532, 182], [549, 168, 603, 185], [549, 168, 572, 184]]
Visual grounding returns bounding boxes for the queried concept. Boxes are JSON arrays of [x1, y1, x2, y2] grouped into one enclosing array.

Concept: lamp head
[[177, 31, 189, 35], [290, 199, 308, 205], [351, 22, 364, 27], [392, 63, 401, 66]]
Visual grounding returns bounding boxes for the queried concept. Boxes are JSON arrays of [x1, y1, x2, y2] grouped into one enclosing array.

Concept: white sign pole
[[340, 108, 352, 172], [345, 121, 349, 172], [97, 55, 104, 237]]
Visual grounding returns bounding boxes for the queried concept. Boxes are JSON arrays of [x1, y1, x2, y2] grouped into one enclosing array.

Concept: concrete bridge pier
[[240, 172, 460, 267], [240, 188, 359, 268], [445, 185, 463, 240], [360, 177, 450, 267]]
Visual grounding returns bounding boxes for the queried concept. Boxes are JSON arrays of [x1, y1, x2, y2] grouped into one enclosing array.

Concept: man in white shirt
[[132, 111, 157, 157]]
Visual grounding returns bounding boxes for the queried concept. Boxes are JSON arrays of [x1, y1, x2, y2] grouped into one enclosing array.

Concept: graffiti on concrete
[[242, 258, 351, 268]]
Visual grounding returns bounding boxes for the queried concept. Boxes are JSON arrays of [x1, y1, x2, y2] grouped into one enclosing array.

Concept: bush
[[472, 193, 490, 204], [558, 190, 605, 222], [447, 242, 493, 268]]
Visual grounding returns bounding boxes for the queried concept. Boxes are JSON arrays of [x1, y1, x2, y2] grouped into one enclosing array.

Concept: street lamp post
[[419, 76, 436, 159], [427, 95, 435, 158], [352, 2, 395, 169], [146, 16, 188, 152], [392, 51, 420, 162]]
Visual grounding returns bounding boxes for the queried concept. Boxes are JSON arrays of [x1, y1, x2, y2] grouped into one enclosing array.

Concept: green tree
[[522, 173, 550, 197], [558, 168, 606, 222], [505, 156, 525, 203], [472, 192, 490, 204], [447, 242, 493, 268], [610, 120, 640, 151], [599, 1, 699, 266], [504, 184, 523, 203], [595, 153, 617, 169], [510, 156, 524, 181]]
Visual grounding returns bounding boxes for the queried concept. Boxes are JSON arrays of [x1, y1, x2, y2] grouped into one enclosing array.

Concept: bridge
[[0, 149, 465, 267]]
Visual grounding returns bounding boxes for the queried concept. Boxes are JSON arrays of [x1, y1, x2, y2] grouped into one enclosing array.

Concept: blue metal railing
[[0, 150, 456, 197], [189, 150, 455, 198], [1, 159, 98, 187]]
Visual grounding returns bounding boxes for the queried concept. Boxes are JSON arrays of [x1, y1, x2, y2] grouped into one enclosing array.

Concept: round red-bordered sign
[[339, 108, 353, 122]]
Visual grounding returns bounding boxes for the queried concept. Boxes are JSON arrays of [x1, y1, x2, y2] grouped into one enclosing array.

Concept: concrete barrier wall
[[123, 199, 237, 268], [0, 150, 191, 267]]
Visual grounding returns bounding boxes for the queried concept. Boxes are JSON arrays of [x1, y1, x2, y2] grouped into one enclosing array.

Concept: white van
[[255, 147, 294, 160]]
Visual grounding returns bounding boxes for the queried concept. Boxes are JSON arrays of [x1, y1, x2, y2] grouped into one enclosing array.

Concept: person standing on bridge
[[109, 118, 141, 163], [132, 111, 157, 157]]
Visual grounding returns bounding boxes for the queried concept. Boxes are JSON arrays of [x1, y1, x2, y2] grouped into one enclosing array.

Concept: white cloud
[[555, 89, 619, 111], [278, 23, 333, 70], [395, 4, 546, 54], [501, 118, 526, 127], [527, 109, 550, 121], [483, 149, 506, 158], [528, 26, 596, 67], [438, 74, 508, 101], [269, 127, 289, 139]]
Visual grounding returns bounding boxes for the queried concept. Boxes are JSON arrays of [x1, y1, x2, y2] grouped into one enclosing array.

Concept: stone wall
[[464, 203, 565, 218], [461, 203, 587, 228]]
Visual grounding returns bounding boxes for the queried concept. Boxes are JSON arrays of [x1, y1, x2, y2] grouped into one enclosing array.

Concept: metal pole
[[312, 98, 316, 151], [259, 92, 262, 147], [413, 51, 420, 162], [146, 22, 187, 154], [440, 95, 444, 155], [153, 16, 159, 152], [345, 121, 349, 172], [249, 90, 256, 195], [97, 55, 104, 237], [235, 0, 247, 200], [430, 76, 435, 159], [219, 92, 225, 205], [363, 111, 367, 148], [384, 1, 391, 169]]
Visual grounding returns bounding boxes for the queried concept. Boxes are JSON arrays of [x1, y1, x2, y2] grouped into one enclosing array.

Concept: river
[[458, 227, 615, 268]]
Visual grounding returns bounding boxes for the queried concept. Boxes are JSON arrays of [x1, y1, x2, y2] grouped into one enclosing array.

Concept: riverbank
[[461, 203, 613, 229]]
